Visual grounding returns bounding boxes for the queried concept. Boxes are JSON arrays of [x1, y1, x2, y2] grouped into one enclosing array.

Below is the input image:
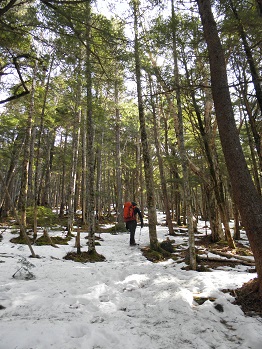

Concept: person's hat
[[131, 202, 137, 206]]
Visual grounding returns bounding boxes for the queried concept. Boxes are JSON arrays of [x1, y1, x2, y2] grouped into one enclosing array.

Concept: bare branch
[[0, 90, 30, 104], [0, 0, 19, 17]]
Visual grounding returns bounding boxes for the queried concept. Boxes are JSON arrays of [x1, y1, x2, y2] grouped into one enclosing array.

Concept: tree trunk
[[41, 130, 55, 207], [233, 202, 241, 240], [170, 0, 196, 269], [244, 114, 261, 194], [205, 185, 224, 242], [0, 132, 25, 217], [33, 54, 54, 238], [149, 76, 174, 235], [197, 0, 262, 295], [18, 60, 37, 236], [81, 106, 87, 226], [133, 0, 158, 250], [86, 1, 96, 253], [115, 80, 124, 226], [59, 131, 68, 218], [67, 103, 81, 235]]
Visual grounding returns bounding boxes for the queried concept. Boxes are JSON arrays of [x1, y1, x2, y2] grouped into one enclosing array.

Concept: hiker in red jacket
[[124, 201, 143, 245]]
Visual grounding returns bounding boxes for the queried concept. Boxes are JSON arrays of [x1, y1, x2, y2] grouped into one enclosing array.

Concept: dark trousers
[[126, 220, 137, 245]]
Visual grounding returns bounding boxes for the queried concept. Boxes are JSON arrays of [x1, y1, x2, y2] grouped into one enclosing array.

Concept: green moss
[[141, 246, 173, 263], [10, 236, 34, 244], [52, 236, 72, 244], [34, 234, 71, 246], [63, 250, 106, 263]]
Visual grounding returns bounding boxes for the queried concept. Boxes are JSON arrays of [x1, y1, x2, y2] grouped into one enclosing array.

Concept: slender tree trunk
[[95, 133, 103, 221], [233, 202, 241, 240], [59, 131, 68, 218], [244, 115, 261, 194], [33, 54, 54, 239], [67, 106, 81, 235], [133, 0, 158, 249], [197, 0, 262, 295], [149, 77, 174, 235], [41, 130, 55, 207], [81, 109, 87, 226], [138, 142, 145, 216], [205, 186, 224, 242], [115, 81, 124, 226], [18, 60, 37, 236], [86, 1, 96, 253], [167, 141, 182, 224], [0, 132, 25, 217], [28, 125, 36, 207], [171, 0, 196, 269]]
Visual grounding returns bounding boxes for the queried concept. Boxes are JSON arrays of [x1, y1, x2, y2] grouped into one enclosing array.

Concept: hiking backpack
[[123, 202, 135, 222]]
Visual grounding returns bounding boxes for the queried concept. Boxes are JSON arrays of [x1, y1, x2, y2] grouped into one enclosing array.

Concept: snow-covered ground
[[0, 214, 262, 349]]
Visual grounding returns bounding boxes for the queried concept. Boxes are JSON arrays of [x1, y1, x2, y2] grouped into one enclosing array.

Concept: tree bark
[[115, 80, 124, 226], [0, 132, 25, 217], [33, 55, 54, 238], [133, 0, 158, 249], [169, 0, 196, 269], [67, 101, 81, 235], [18, 60, 37, 236], [149, 76, 174, 235], [86, 0, 96, 253], [59, 131, 68, 218], [81, 105, 87, 226]]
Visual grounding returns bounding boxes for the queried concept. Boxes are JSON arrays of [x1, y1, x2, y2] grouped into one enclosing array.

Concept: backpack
[[123, 202, 136, 222]]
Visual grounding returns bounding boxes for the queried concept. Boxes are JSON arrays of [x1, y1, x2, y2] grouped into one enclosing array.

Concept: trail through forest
[[0, 215, 262, 349]]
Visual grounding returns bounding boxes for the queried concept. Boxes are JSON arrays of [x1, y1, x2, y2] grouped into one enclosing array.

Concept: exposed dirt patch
[[230, 278, 262, 317]]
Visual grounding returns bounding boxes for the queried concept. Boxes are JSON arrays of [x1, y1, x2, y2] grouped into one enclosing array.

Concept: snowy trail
[[0, 225, 262, 349]]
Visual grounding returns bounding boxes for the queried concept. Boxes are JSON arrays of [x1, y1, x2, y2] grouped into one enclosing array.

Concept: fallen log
[[199, 252, 255, 266], [209, 249, 255, 263]]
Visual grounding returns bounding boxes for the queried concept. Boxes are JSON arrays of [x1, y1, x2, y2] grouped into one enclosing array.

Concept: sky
[[1, 212, 262, 349]]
